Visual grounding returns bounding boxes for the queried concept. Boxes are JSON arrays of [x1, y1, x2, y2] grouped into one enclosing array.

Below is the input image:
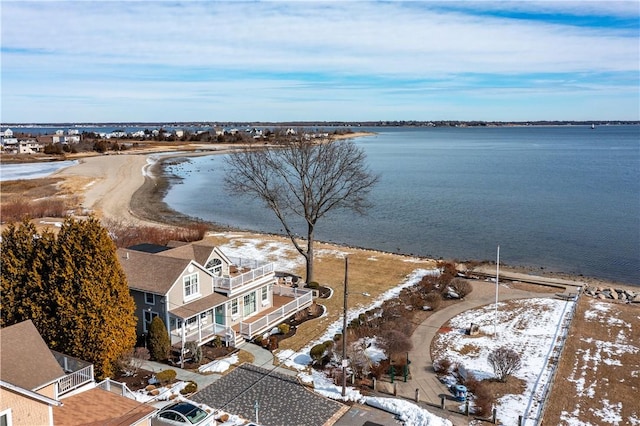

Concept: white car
[[152, 402, 216, 426]]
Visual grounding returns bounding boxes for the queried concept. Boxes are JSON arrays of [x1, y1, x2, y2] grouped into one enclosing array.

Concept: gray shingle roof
[[192, 364, 346, 426]]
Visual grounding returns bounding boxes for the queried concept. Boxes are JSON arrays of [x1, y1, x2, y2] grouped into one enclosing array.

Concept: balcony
[[51, 350, 94, 397], [238, 287, 313, 339], [213, 257, 275, 293]]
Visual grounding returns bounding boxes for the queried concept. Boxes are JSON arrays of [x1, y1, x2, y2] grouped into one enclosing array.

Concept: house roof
[[161, 242, 219, 266], [169, 292, 228, 319], [117, 248, 192, 294], [54, 387, 156, 425], [0, 320, 65, 391], [192, 364, 347, 426]]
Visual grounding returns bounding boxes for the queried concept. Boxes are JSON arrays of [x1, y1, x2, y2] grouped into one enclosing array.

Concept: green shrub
[[307, 281, 319, 289], [333, 333, 342, 342], [180, 381, 198, 395], [148, 317, 171, 361], [310, 343, 326, 364], [185, 341, 203, 363], [323, 340, 334, 350], [155, 369, 177, 385], [278, 323, 290, 335]]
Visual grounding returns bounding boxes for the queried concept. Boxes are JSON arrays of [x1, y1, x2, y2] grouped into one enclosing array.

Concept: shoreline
[[9, 136, 638, 289]]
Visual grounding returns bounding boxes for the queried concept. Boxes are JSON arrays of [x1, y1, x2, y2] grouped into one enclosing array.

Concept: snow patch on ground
[[219, 237, 303, 272], [198, 353, 239, 373], [0, 160, 79, 181], [366, 397, 452, 426], [433, 298, 575, 426]]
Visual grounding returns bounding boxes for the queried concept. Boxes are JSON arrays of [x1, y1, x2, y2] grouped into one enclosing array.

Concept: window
[[200, 311, 208, 325], [143, 310, 159, 333], [0, 409, 12, 426], [261, 286, 268, 301], [243, 292, 257, 317], [186, 316, 197, 329], [205, 258, 223, 276], [184, 273, 199, 299], [231, 299, 239, 316], [145, 292, 155, 305]]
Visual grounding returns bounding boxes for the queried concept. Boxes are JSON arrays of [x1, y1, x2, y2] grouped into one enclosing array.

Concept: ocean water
[[163, 125, 640, 285]]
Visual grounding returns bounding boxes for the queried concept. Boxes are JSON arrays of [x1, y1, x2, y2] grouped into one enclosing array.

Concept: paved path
[[394, 279, 564, 407], [140, 359, 221, 390]]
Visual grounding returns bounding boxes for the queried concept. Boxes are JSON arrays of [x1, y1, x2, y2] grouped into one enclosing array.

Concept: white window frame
[[200, 311, 208, 325], [145, 292, 155, 305], [143, 310, 159, 333], [243, 292, 257, 317], [0, 409, 13, 426], [183, 273, 199, 301], [231, 299, 239, 319], [261, 286, 269, 306], [186, 316, 198, 330]]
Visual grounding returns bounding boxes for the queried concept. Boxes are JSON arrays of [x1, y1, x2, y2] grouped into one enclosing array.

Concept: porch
[[170, 286, 313, 348], [237, 287, 313, 339]]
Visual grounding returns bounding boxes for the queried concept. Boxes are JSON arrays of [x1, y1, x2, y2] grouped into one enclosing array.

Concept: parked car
[[152, 402, 216, 426]]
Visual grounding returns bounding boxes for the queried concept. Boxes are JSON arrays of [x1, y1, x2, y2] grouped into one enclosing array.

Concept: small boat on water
[[591, 123, 596, 129]]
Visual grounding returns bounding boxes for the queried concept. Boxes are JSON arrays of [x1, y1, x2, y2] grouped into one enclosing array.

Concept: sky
[[1, 1, 639, 123]]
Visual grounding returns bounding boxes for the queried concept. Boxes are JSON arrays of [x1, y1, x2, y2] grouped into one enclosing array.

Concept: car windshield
[[170, 403, 208, 424]]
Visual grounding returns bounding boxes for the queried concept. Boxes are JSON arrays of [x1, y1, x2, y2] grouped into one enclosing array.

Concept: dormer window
[[184, 273, 199, 300], [205, 258, 223, 276]]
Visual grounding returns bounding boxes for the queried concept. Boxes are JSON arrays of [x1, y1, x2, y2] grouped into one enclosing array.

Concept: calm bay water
[[163, 125, 640, 285]]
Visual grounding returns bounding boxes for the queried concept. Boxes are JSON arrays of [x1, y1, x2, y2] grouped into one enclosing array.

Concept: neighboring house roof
[[54, 387, 156, 425], [192, 364, 347, 426], [0, 320, 65, 390], [117, 248, 193, 294], [169, 292, 228, 319]]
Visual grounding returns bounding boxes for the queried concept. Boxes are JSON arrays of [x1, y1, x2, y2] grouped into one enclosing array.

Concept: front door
[[215, 305, 225, 325]]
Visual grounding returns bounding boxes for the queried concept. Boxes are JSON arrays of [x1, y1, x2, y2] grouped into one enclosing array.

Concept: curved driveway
[[394, 278, 573, 405]]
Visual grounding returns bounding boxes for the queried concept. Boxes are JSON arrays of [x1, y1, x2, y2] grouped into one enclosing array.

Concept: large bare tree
[[224, 134, 378, 283]]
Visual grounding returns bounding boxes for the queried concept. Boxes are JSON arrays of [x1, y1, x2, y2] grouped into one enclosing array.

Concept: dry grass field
[[542, 297, 639, 424], [205, 232, 438, 353]]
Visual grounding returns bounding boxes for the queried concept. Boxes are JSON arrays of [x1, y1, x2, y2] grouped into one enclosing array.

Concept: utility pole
[[341, 256, 349, 397]]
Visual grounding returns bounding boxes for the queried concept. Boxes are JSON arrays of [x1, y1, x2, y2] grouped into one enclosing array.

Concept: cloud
[[1, 1, 638, 122]]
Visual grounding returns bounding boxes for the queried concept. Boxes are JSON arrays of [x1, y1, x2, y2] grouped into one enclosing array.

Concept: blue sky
[[1, 1, 639, 123]]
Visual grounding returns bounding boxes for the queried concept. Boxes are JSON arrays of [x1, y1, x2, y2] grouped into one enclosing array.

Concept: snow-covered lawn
[[198, 353, 239, 373], [432, 297, 575, 426]]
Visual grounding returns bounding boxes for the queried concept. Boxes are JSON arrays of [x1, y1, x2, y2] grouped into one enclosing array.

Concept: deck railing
[[213, 260, 275, 293], [96, 378, 137, 400], [239, 289, 313, 338], [56, 365, 94, 396]]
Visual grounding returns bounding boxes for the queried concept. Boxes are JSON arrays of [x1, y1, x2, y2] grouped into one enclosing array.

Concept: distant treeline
[[3, 120, 639, 128]]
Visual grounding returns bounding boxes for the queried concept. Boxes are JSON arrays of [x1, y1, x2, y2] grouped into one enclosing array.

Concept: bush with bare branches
[[424, 292, 442, 311], [450, 278, 473, 298], [380, 329, 413, 357], [488, 346, 522, 382]]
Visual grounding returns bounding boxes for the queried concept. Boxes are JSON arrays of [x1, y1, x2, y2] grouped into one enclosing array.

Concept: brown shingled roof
[[117, 248, 191, 294], [54, 387, 156, 425], [169, 292, 228, 319], [161, 242, 217, 266], [0, 320, 65, 391]]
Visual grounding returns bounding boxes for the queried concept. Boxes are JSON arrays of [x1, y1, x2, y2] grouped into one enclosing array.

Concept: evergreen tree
[[48, 217, 137, 379], [148, 316, 171, 361], [0, 219, 55, 331], [1, 217, 137, 379]]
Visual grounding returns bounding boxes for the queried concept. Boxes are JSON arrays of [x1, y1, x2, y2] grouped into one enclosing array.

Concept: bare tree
[[224, 134, 378, 283], [488, 346, 522, 382]]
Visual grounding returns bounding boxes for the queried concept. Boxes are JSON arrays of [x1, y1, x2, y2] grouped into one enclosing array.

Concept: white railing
[[170, 323, 227, 346], [239, 289, 313, 338], [96, 378, 137, 400], [214, 261, 275, 292], [56, 365, 94, 396]]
